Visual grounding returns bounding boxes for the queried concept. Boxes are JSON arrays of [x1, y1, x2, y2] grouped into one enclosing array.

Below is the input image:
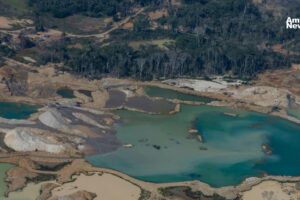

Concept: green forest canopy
[[8, 0, 300, 80]]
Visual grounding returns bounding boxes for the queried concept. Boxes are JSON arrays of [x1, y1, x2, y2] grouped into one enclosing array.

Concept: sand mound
[[4, 128, 66, 153], [38, 109, 70, 130]]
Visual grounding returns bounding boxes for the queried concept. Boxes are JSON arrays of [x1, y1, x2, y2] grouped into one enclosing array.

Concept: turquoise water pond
[[144, 86, 215, 103], [87, 105, 300, 187], [0, 102, 38, 119]]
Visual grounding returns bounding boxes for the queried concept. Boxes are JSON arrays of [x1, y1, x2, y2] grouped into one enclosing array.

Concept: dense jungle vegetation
[[3, 0, 300, 80]]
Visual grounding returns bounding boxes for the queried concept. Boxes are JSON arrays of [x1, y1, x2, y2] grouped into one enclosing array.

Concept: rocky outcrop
[[262, 144, 272, 155], [188, 129, 204, 143], [3, 128, 66, 153]]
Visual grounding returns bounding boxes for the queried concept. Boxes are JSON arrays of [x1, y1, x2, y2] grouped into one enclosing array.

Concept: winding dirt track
[[0, 7, 145, 40], [67, 7, 145, 39]]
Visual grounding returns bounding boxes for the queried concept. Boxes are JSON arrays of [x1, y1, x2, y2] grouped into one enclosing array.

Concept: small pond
[[57, 87, 75, 99], [0, 102, 38, 119]]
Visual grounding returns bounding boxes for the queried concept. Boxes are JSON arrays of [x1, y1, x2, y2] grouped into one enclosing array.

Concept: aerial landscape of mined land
[[0, 0, 300, 200]]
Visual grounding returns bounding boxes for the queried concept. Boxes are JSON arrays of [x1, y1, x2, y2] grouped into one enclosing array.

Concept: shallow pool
[[87, 105, 300, 187], [57, 87, 75, 99]]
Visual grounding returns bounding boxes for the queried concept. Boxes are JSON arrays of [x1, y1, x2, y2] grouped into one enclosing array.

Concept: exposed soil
[[0, 57, 299, 199]]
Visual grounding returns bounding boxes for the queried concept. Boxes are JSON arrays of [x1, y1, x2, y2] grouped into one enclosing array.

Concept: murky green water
[[296, 72, 300, 80], [0, 102, 38, 119], [87, 105, 300, 187], [144, 86, 215, 103], [0, 164, 13, 197], [57, 88, 75, 99], [287, 108, 300, 120]]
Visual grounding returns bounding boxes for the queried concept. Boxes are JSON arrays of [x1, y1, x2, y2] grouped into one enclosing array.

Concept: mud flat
[[105, 90, 127, 108], [104, 88, 177, 114], [144, 86, 216, 103], [125, 96, 176, 114]]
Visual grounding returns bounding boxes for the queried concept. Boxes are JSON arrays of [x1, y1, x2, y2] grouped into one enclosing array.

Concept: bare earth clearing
[[0, 57, 298, 199], [0, 2, 300, 199]]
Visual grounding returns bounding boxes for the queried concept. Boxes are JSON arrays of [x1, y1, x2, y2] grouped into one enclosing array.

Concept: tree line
[[19, 0, 300, 80], [28, 0, 161, 18]]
